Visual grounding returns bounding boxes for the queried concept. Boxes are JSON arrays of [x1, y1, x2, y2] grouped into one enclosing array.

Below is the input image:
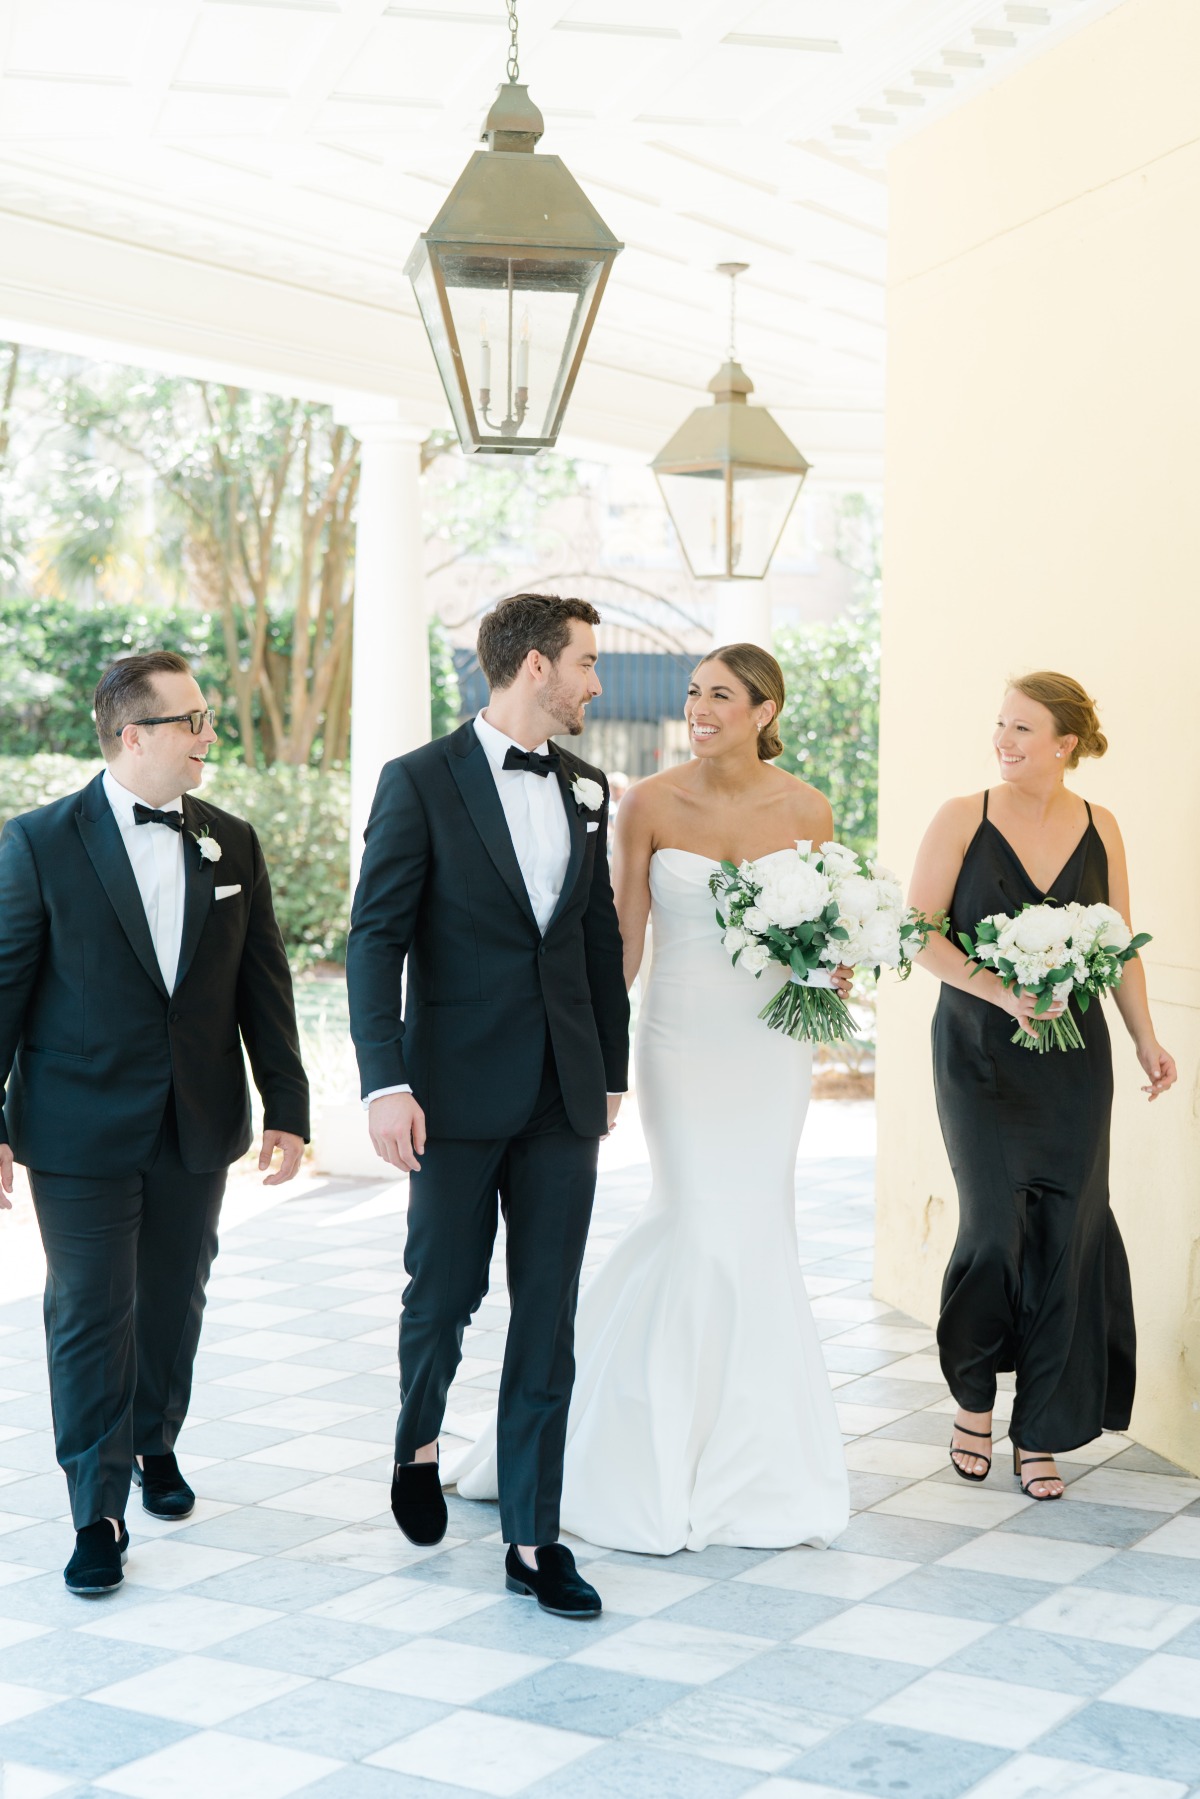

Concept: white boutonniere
[[192, 829, 222, 864], [571, 776, 605, 814]]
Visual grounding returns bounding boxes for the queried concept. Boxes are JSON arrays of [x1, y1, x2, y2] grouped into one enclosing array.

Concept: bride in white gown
[[453, 643, 850, 1553]]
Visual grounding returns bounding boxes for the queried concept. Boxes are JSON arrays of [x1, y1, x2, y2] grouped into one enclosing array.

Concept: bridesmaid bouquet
[[710, 841, 935, 1045], [961, 901, 1150, 1052]]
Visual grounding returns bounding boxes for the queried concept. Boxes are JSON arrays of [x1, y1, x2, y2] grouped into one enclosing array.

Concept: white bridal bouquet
[[960, 901, 1150, 1053], [709, 841, 936, 1045]]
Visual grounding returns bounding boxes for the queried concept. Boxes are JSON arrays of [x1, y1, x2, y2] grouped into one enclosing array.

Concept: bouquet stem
[[1012, 1009, 1086, 1053], [758, 982, 855, 1045]]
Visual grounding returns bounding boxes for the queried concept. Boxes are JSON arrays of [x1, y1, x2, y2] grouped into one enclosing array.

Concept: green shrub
[[0, 755, 350, 971]]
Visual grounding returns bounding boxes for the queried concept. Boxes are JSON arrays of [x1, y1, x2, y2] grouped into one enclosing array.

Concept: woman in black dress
[[909, 673, 1175, 1498]]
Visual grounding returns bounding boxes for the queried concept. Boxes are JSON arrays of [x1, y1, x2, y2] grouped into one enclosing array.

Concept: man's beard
[[543, 673, 586, 737]]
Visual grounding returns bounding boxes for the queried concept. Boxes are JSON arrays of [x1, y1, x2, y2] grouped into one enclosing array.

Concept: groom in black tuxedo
[[347, 594, 628, 1618], [0, 651, 308, 1594]]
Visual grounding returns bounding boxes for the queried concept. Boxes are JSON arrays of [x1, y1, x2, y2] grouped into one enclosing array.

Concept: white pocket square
[[214, 884, 242, 900], [586, 822, 600, 834]]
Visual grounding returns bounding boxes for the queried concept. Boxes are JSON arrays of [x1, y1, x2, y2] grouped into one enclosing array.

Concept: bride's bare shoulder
[[763, 764, 834, 831]]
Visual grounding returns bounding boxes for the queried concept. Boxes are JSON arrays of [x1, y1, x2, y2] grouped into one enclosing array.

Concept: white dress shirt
[[366, 711, 575, 1105], [102, 768, 186, 992]]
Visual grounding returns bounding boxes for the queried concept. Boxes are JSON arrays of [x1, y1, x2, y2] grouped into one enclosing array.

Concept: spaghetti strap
[[982, 791, 989, 821], [1084, 801, 1093, 825]]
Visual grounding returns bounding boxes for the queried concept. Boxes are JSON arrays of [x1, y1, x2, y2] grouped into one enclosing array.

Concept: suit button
[[538, 946, 546, 958], [169, 1011, 180, 1023]]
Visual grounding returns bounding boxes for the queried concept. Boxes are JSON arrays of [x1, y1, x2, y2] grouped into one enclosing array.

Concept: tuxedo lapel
[[447, 724, 540, 935], [545, 756, 587, 935], [175, 795, 215, 991], [75, 775, 169, 1000]]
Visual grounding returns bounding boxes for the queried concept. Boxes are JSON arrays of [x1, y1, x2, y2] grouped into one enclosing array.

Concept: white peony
[[741, 906, 770, 934], [740, 942, 773, 975], [871, 875, 905, 915], [863, 912, 903, 967], [833, 874, 877, 923], [570, 776, 605, 812], [1087, 904, 1132, 953], [819, 840, 860, 877], [1007, 908, 1072, 958], [754, 855, 831, 928]]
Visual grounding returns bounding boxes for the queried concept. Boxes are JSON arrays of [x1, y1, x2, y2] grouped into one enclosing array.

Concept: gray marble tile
[[0, 1627, 172, 1694], [940, 1624, 1141, 1695], [0, 1519, 75, 1568], [0, 1699, 192, 1777], [476, 1659, 689, 1735], [434, 1596, 633, 1660], [186, 1384, 285, 1419], [0, 1472, 74, 1519], [1167, 1618, 1200, 1660], [872, 1413, 961, 1447], [288, 1341, 400, 1373], [402, 1541, 508, 1593], [442, 1496, 508, 1542], [1109, 1447, 1192, 1477], [849, 1473, 915, 1511], [284, 1310, 392, 1340], [716, 1644, 920, 1716], [871, 1564, 1050, 1622], [655, 1580, 843, 1641], [786, 1720, 1008, 1799], [831, 1514, 980, 1563], [208, 1614, 404, 1676], [0, 1431, 60, 1472], [192, 1460, 322, 1504], [0, 1568, 156, 1627], [522, 1740, 760, 1798], [1035, 1701, 1200, 1782], [599, 1544, 777, 1579], [171, 1508, 341, 1555], [995, 1502, 1160, 1548], [187, 1556, 377, 1612], [306, 1374, 402, 1409], [1078, 1552, 1200, 1605], [838, 1377, 949, 1410], [228, 1677, 448, 1757], [176, 1421, 292, 1458]]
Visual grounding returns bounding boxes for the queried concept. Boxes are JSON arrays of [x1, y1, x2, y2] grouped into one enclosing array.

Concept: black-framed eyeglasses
[[119, 709, 218, 737]]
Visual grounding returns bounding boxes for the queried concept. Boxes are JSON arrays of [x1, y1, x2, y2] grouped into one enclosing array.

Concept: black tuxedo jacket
[[346, 721, 629, 1141], [0, 773, 309, 1176]]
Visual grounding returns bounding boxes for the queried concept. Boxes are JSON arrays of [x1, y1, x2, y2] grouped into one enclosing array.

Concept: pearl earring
[[1055, 751, 1062, 758]]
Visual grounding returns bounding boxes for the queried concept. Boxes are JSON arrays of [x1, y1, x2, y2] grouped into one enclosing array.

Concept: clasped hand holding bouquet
[[710, 840, 940, 1044], [959, 900, 1150, 1052]]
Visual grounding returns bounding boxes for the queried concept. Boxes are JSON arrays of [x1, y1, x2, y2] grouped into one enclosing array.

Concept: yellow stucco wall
[[876, 0, 1200, 1472]]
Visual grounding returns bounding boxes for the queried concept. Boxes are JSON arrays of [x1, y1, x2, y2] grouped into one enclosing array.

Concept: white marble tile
[[628, 1688, 834, 1771], [91, 1652, 308, 1725], [738, 1548, 917, 1600], [867, 1669, 1081, 1748], [281, 1525, 457, 1575], [335, 1636, 547, 1703], [835, 1403, 910, 1435], [802, 1275, 859, 1298], [203, 1330, 330, 1361], [0, 1680, 56, 1726], [810, 1297, 893, 1323], [1066, 1469, 1200, 1514], [0, 1766, 76, 1798], [581, 1561, 711, 1617], [213, 1363, 346, 1396], [1130, 1516, 1200, 1560], [875, 1354, 949, 1385], [0, 1617, 51, 1648], [80, 1594, 282, 1651], [314, 1575, 500, 1634], [322, 1270, 403, 1292], [966, 1752, 1188, 1799], [844, 1438, 948, 1479], [1101, 1652, 1200, 1719], [1016, 1586, 1200, 1650], [937, 1531, 1117, 1585], [369, 1708, 598, 1796], [570, 1618, 769, 1684], [204, 1276, 292, 1301], [245, 1432, 381, 1474], [796, 1602, 993, 1666], [122, 1541, 258, 1592], [824, 1325, 935, 1352], [204, 1302, 311, 1329], [333, 1294, 402, 1318], [94, 1727, 340, 1799], [873, 1479, 1030, 1528], [742, 1783, 867, 1799], [228, 1396, 372, 1431], [259, 1473, 387, 1522]]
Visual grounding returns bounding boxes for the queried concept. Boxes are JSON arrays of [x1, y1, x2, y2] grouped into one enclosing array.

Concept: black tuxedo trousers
[[29, 1091, 225, 1528]]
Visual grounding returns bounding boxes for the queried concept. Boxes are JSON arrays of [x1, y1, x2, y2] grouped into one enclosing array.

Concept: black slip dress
[[932, 792, 1136, 1451]]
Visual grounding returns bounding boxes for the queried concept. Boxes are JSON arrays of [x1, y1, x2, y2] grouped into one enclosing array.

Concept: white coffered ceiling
[[0, 0, 1125, 478]]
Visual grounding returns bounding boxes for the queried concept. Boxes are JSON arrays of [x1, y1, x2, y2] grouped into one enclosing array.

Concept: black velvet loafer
[[132, 1452, 195, 1518], [505, 1543, 602, 1618], [65, 1520, 129, 1595], [390, 1460, 448, 1546]]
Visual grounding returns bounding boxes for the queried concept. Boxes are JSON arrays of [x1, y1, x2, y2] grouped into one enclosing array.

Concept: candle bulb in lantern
[[479, 314, 491, 395], [516, 311, 531, 389]]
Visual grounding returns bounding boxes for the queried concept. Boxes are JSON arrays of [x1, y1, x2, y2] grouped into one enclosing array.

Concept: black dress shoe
[[390, 1460, 447, 1546], [132, 1452, 195, 1518], [65, 1520, 129, 1595], [505, 1543, 601, 1618]]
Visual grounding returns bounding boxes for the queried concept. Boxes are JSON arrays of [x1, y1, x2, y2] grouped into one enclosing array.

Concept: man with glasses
[[0, 651, 308, 1594]]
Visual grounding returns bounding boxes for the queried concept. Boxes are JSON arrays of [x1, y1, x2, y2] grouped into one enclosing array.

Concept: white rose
[[819, 840, 860, 877], [739, 943, 772, 975], [723, 927, 749, 955], [741, 906, 770, 934], [570, 776, 605, 812], [833, 874, 877, 923], [194, 832, 222, 864], [1087, 904, 1132, 953], [755, 856, 832, 928]]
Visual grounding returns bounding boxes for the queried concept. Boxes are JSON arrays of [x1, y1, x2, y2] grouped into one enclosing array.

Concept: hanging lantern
[[652, 264, 810, 580], [404, 1, 623, 456]]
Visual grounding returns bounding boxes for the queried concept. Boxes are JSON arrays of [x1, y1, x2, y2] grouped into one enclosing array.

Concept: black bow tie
[[502, 746, 560, 778], [133, 803, 184, 832]]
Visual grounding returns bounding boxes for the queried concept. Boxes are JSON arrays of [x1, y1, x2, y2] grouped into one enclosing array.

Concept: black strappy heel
[[1013, 1446, 1064, 1500], [949, 1421, 992, 1482]]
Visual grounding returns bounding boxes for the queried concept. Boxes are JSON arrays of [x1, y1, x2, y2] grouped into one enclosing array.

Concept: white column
[[342, 419, 430, 888], [711, 579, 773, 651]]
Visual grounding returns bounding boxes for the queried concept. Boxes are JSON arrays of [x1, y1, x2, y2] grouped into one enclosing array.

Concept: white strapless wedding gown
[[451, 848, 850, 1553]]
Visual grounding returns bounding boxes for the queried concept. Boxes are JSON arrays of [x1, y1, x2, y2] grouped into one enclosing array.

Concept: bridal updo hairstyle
[[698, 643, 787, 761], [477, 592, 601, 690], [1009, 670, 1108, 771]]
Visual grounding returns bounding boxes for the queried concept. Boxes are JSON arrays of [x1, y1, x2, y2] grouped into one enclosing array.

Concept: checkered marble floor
[[1, 1120, 1199, 1799]]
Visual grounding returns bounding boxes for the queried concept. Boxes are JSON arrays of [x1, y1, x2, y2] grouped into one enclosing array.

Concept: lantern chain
[[506, 0, 520, 82]]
